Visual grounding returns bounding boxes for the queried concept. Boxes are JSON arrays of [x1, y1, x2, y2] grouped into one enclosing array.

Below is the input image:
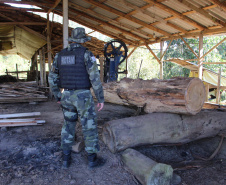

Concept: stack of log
[[0, 112, 45, 127], [0, 81, 48, 103], [101, 77, 226, 185]]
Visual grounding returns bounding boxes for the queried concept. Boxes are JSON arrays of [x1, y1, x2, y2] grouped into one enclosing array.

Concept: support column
[[160, 41, 164, 79], [47, 13, 52, 72], [39, 49, 43, 86], [216, 68, 222, 104], [99, 56, 104, 82], [63, 0, 68, 49], [198, 33, 203, 79]]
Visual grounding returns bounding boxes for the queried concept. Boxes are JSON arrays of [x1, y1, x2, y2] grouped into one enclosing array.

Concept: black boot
[[87, 153, 105, 168], [62, 150, 71, 169]]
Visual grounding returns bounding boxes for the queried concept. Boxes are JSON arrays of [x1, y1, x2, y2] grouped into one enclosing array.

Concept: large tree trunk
[[103, 77, 206, 115], [102, 111, 226, 153], [122, 148, 174, 185]]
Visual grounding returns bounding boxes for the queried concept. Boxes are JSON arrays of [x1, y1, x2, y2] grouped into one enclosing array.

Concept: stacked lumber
[[0, 112, 45, 127], [0, 81, 48, 103]]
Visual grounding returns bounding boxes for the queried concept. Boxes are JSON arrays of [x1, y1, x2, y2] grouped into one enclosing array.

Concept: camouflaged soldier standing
[[48, 27, 104, 169]]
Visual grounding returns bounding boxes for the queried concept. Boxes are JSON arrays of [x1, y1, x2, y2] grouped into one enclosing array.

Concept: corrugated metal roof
[[187, 13, 217, 27], [163, 0, 191, 13], [93, 7, 119, 19], [132, 12, 154, 24], [0, 0, 225, 51], [104, 0, 134, 14], [169, 18, 197, 30], [155, 22, 180, 34], [126, 0, 147, 8], [146, 6, 172, 19], [69, 0, 91, 9]]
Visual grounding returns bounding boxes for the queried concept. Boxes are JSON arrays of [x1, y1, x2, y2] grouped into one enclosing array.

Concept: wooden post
[[160, 41, 164, 79], [5, 69, 8, 75], [42, 47, 46, 86], [47, 13, 52, 72], [39, 49, 43, 86], [99, 56, 104, 82], [216, 68, 222, 104], [205, 83, 209, 102], [198, 33, 203, 80], [63, 0, 68, 49], [16, 64, 19, 80]]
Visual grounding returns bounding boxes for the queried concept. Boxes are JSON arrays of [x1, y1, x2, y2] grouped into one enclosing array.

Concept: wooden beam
[[160, 41, 164, 79], [200, 37, 226, 60], [178, 0, 225, 27], [209, 0, 226, 11], [69, 9, 147, 42], [48, 0, 61, 14], [198, 33, 203, 80], [62, 0, 68, 48], [127, 46, 138, 59], [0, 22, 46, 25], [145, 44, 160, 64], [216, 68, 222, 104], [83, 0, 171, 36], [143, 0, 206, 30], [159, 39, 173, 61], [0, 112, 41, 119], [47, 13, 52, 72], [69, 1, 153, 40], [180, 36, 199, 58], [203, 62, 226, 65]]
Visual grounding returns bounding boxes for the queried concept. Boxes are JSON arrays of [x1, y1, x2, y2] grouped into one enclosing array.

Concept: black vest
[[57, 46, 91, 90]]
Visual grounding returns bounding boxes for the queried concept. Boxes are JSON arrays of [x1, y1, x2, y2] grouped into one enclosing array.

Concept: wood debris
[[0, 112, 45, 127], [0, 81, 48, 103]]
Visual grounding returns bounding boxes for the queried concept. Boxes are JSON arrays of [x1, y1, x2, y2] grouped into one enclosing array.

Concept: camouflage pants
[[60, 89, 99, 154]]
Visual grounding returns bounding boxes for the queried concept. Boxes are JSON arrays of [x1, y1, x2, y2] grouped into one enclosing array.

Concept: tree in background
[[0, 55, 30, 79], [163, 36, 226, 79]]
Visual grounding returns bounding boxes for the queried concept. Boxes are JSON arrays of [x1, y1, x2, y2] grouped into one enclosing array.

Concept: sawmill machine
[[103, 40, 128, 82]]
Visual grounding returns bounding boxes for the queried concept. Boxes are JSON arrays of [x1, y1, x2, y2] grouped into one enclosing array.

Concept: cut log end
[[185, 78, 206, 115], [147, 163, 173, 185]]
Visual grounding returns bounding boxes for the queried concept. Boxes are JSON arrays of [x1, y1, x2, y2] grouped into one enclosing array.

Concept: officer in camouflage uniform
[[48, 27, 104, 168]]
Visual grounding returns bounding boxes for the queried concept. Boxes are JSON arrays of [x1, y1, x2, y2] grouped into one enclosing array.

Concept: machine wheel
[[104, 40, 128, 65]]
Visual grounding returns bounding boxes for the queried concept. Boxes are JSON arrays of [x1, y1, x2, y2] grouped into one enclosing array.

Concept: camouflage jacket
[[48, 43, 104, 103]]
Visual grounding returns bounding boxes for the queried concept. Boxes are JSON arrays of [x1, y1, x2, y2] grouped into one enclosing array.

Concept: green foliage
[[163, 36, 226, 78], [0, 55, 30, 79], [118, 47, 159, 80]]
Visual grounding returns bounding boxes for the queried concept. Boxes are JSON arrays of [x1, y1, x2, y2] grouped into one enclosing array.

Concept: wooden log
[[102, 111, 226, 153], [103, 77, 206, 115], [122, 148, 173, 185]]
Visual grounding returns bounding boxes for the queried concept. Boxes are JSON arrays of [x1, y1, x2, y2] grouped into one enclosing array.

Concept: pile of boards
[[0, 81, 48, 103], [0, 112, 45, 127]]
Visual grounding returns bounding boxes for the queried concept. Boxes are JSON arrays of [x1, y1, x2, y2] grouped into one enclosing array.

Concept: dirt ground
[[0, 100, 226, 185]]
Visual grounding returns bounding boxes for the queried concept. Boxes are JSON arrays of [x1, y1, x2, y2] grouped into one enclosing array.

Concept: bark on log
[[102, 111, 226, 153], [122, 148, 173, 185], [103, 77, 206, 115]]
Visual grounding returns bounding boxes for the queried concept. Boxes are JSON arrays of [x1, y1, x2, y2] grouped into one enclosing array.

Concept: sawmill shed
[[0, 1, 226, 185]]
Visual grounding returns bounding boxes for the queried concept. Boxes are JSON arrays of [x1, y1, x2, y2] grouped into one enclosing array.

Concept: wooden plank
[[145, 44, 160, 64], [0, 119, 45, 124], [48, 0, 62, 14], [0, 123, 39, 127], [0, 22, 46, 25], [0, 112, 41, 119], [209, 0, 226, 11], [216, 68, 222, 104]]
